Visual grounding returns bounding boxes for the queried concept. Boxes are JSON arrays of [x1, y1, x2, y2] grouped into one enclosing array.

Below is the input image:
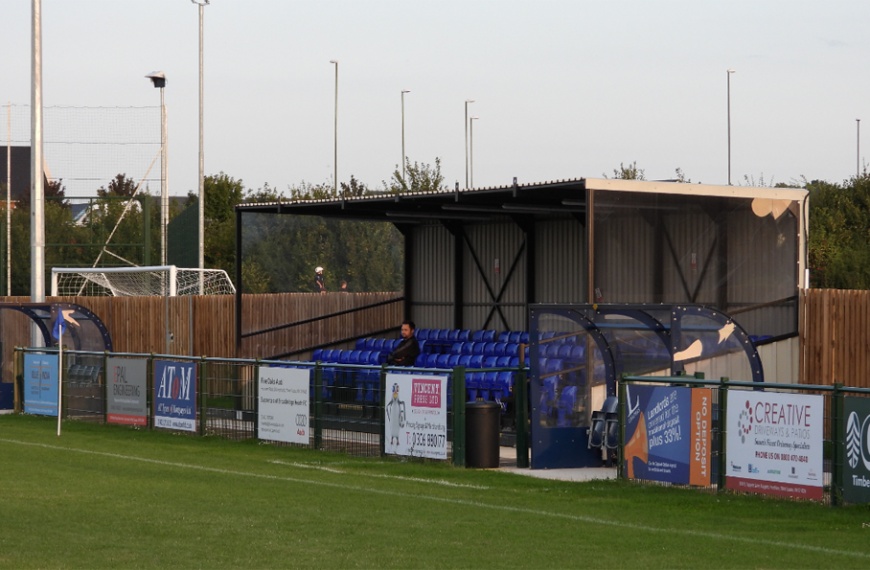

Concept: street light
[[146, 71, 168, 266], [330, 60, 338, 195], [192, 0, 208, 291], [401, 90, 410, 184], [470, 116, 479, 189], [464, 99, 474, 189], [727, 68, 735, 185]]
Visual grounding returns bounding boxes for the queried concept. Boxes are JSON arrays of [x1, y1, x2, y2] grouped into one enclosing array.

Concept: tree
[[606, 161, 645, 180], [385, 158, 446, 193], [807, 176, 870, 289]]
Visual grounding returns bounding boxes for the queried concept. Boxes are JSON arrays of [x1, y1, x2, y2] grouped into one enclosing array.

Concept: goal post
[[51, 265, 236, 297]]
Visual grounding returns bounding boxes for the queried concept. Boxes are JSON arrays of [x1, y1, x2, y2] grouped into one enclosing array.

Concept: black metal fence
[[13, 348, 530, 468], [619, 374, 870, 506]]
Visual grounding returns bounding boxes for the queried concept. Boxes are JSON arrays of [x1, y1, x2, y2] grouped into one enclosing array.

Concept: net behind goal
[[51, 266, 236, 297]]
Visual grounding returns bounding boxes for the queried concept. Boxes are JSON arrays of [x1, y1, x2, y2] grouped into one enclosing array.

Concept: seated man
[[387, 321, 420, 366]]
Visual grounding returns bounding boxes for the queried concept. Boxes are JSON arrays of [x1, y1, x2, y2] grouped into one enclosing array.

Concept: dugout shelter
[[235, 176, 807, 344], [236, 176, 808, 468]]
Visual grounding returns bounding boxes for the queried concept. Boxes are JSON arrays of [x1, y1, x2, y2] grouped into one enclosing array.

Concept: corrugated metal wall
[[410, 223, 455, 330], [535, 217, 585, 303], [462, 221, 526, 331]]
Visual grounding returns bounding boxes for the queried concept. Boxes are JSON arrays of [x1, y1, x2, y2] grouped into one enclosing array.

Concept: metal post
[[831, 382, 843, 506], [193, 0, 209, 294], [31, 0, 45, 307], [452, 366, 466, 467], [401, 90, 410, 184], [330, 60, 338, 195], [464, 100, 474, 189], [727, 69, 735, 185], [717, 377, 729, 492], [6, 102, 11, 296], [857, 119, 861, 178], [515, 362, 529, 468], [469, 116, 478, 189]]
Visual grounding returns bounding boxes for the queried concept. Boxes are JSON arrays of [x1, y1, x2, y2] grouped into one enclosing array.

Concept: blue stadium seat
[[483, 342, 498, 356], [468, 354, 484, 369], [471, 330, 486, 342], [458, 355, 471, 367], [312, 348, 324, 361], [508, 331, 523, 344], [504, 343, 519, 358], [458, 329, 472, 341], [461, 342, 475, 355], [415, 328, 430, 341], [425, 353, 440, 368], [355, 338, 367, 350], [495, 356, 511, 367], [451, 342, 464, 354], [447, 354, 461, 367], [497, 331, 511, 343], [482, 356, 499, 368], [436, 354, 451, 368]]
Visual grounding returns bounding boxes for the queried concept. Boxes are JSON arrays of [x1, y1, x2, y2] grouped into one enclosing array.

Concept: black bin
[[465, 400, 500, 468]]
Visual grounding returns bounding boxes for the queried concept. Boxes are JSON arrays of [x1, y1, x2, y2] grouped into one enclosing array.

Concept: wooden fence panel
[[800, 289, 870, 388]]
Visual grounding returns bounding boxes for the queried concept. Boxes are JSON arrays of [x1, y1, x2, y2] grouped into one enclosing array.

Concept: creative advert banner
[[623, 385, 712, 486], [153, 360, 197, 432], [843, 397, 870, 504], [725, 390, 823, 500], [258, 366, 310, 445], [23, 353, 58, 417], [106, 357, 148, 427], [384, 373, 448, 460]]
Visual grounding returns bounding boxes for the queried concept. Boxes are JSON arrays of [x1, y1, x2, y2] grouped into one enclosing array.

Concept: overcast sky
[[3, 1, 870, 198]]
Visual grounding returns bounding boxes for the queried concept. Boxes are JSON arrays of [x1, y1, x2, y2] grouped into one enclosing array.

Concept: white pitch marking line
[[269, 459, 489, 489], [2, 438, 868, 561]]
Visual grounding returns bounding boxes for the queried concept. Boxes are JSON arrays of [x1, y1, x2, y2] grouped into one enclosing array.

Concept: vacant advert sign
[[153, 360, 197, 432], [725, 390, 823, 500], [384, 373, 448, 460], [258, 366, 310, 445]]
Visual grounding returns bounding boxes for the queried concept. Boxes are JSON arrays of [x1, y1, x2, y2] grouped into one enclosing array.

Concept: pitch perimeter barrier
[[13, 348, 529, 468], [620, 374, 870, 506]]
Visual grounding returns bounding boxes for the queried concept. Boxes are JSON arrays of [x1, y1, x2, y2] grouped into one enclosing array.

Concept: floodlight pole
[[6, 102, 11, 296], [330, 60, 338, 195], [401, 90, 410, 184], [469, 116, 478, 189], [857, 118, 861, 178], [727, 68, 735, 185], [464, 99, 474, 189], [146, 72, 168, 267], [31, 0, 45, 308], [192, 0, 209, 295]]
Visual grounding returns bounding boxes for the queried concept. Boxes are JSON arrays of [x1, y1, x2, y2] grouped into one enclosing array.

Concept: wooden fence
[[1, 288, 867, 387], [800, 288, 870, 388], [0, 292, 403, 369]]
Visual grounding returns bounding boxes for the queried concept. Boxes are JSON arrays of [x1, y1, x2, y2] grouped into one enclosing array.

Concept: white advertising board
[[384, 373, 448, 460], [258, 366, 310, 445], [725, 390, 824, 499]]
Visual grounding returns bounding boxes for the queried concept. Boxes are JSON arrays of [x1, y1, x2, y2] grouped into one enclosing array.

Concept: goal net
[[51, 266, 236, 297]]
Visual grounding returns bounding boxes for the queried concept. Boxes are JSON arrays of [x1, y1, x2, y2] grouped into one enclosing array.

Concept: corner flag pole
[[52, 309, 66, 436]]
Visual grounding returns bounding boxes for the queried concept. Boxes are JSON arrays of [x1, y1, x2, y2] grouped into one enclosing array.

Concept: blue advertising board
[[23, 353, 59, 416], [624, 384, 712, 485], [153, 359, 197, 432]]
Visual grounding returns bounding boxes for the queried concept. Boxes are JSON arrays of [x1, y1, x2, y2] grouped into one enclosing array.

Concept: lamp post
[[330, 60, 338, 194], [146, 71, 167, 266], [727, 68, 735, 185], [857, 118, 861, 178], [401, 89, 410, 184], [464, 99, 474, 189], [469, 116, 479, 189], [192, 0, 208, 291]]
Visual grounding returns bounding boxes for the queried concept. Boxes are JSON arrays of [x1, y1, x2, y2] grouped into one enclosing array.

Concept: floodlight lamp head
[[146, 71, 166, 89], [190, 0, 210, 5]]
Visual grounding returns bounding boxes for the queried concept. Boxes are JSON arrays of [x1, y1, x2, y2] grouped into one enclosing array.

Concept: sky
[[3, 0, 870, 198]]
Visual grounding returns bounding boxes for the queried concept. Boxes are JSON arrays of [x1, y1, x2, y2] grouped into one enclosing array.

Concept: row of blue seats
[[415, 329, 532, 344]]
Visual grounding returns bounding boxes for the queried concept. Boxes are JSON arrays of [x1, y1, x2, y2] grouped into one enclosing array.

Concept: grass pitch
[[1, 414, 868, 569]]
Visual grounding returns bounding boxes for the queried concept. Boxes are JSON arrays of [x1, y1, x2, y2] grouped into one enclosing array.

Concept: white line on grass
[[269, 459, 490, 489], [3, 437, 868, 561]]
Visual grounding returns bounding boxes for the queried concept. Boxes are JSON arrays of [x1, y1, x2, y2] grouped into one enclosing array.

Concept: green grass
[[1, 414, 868, 569]]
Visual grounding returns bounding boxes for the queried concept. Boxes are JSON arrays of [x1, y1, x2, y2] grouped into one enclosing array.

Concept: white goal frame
[[50, 265, 236, 297]]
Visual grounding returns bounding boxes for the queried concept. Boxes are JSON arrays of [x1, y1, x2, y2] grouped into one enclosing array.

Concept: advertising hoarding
[[725, 390, 823, 500], [153, 360, 197, 432], [23, 353, 58, 417], [384, 373, 448, 460], [106, 357, 148, 427], [258, 366, 310, 445], [843, 397, 870, 504]]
